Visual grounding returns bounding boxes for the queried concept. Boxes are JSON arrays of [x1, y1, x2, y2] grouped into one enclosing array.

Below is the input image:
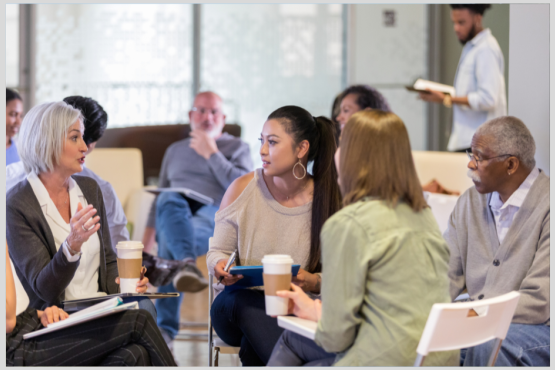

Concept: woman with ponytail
[[207, 105, 341, 366]]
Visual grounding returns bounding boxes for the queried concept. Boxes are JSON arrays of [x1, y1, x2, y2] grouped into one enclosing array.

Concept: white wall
[[508, 4, 550, 175], [348, 4, 428, 150]]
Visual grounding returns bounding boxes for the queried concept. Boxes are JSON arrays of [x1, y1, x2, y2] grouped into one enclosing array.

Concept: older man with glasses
[[143, 91, 252, 352], [445, 116, 549, 366]]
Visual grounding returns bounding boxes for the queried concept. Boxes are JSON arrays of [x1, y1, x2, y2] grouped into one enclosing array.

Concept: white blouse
[[27, 172, 106, 301]]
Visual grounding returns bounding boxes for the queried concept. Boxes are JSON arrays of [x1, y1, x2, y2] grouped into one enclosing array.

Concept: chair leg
[[214, 347, 220, 367], [487, 338, 503, 366], [413, 353, 425, 366]]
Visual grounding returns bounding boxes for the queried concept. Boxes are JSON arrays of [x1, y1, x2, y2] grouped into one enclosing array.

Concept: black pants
[[19, 309, 176, 366], [210, 289, 285, 366]]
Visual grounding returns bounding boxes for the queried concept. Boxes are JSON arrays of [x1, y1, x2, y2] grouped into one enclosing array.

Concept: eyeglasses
[[466, 150, 514, 167], [191, 107, 222, 116]]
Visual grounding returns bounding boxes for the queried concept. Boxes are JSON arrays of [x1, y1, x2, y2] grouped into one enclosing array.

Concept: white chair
[[414, 291, 520, 366], [208, 273, 240, 366], [412, 150, 474, 195]]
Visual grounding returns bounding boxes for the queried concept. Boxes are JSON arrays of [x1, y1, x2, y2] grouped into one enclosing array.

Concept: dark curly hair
[[450, 4, 491, 15], [6, 88, 22, 104], [340, 85, 391, 113], [63, 96, 108, 145]]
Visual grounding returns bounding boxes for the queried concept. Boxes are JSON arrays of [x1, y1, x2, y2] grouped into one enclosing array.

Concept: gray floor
[[174, 334, 240, 367]]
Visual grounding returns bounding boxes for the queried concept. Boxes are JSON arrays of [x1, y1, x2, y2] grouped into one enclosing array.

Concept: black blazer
[[6, 175, 119, 310]]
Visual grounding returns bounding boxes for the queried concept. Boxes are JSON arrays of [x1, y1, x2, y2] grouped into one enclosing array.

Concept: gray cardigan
[[6, 175, 119, 310], [444, 170, 549, 325]]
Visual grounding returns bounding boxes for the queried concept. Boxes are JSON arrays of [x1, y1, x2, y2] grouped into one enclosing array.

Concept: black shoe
[[142, 252, 188, 287], [172, 263, 209, 293]]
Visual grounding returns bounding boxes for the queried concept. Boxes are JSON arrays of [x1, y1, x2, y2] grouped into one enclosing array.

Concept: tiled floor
[[165, 255, 240, 367]]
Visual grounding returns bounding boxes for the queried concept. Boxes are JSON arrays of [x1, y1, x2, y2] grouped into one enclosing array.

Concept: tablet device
[[225, 264, 301, 290]]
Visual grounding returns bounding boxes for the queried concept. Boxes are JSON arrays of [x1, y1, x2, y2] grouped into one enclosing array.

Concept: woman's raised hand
[[66, 202, 100, 254], [214, 259, 243, 286]]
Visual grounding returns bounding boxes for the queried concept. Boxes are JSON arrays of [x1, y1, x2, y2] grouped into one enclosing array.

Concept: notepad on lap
[[24, 298, 138, 339], [277, 316, 317, 340], [62, 292, 180, 312]]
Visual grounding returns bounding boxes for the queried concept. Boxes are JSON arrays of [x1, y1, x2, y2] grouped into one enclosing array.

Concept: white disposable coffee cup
[[262, 254, 294, 316], [116, 241, 144, 293]]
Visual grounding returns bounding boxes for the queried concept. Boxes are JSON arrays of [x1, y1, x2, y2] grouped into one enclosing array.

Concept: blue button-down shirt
[[6, 161, 129, 250], [449, 28, 507, 151]]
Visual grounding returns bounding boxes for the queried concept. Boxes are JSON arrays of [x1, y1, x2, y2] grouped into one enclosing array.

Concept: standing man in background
[[420, 4, 506, 152]]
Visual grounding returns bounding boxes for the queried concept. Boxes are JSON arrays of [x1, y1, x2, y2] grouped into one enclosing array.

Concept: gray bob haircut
[[475, 116, 536, 169], [19, 101, 84, 175]]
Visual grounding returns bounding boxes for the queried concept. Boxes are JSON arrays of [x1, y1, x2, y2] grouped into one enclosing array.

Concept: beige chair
[[208, 273, 240, 366], [85, 148, 144, 237], [412, 150, 474, 195]]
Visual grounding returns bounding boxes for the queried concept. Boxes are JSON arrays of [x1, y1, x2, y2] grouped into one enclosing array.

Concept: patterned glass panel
[[200, 4, 343, 167], [35, 4, 193, 127], [6, 4, 19, 88]]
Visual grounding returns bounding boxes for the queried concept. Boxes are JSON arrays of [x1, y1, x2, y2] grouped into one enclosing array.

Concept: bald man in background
[[143, 91, 252, 350]]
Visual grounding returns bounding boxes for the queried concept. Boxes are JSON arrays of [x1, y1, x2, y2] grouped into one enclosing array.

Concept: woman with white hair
[[6, 101, 153, 316]]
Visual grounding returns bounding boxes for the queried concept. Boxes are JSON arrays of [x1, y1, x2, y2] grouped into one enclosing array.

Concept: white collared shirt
[[448, 28, 507, 151], [27, 172, 106, 301], [489, 167, 540, 246]]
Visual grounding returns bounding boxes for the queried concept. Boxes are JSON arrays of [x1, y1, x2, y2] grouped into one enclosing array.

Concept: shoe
[[143, 252, 188, 287], [172, 262, 209, 293]]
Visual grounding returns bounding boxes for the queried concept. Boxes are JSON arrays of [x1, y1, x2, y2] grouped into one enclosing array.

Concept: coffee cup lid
[[116, 241, 144, 250], [261, 254, 293, 264]]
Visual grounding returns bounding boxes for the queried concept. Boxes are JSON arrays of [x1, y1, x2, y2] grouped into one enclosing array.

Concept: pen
[[218, 250, 237, 284]]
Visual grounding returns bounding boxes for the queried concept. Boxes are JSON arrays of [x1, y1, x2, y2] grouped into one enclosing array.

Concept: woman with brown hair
[[267, 110, 458, 366]]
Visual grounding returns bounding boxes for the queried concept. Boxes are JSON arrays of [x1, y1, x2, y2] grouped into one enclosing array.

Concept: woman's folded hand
[[38, 306, 69, 327]]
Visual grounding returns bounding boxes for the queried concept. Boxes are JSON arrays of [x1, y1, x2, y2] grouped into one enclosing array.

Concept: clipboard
[[224, 264, 301, 291], [62, 292, 180, 312]]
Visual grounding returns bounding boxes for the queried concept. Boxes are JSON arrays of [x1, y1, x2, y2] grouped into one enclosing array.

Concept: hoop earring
[[293, 159, 306, 180]]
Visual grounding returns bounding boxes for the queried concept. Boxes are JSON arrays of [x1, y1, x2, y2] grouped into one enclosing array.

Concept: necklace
[[273, 180, 309, 201]]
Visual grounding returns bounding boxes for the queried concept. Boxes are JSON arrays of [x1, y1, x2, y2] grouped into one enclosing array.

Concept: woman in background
[[334, 84, 391, 131], [6, 245, 175, 366], [6, 88, 23, 165], [267, 110, 458, 366], [207, 105, 341, 366]]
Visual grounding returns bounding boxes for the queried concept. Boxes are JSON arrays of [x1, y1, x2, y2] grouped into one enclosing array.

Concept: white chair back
[[412, 151, 474, 195], [85, 148, 144, 207], [415, 291, 520, 366]]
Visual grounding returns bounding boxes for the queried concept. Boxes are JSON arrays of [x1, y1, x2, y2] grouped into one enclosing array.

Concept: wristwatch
[[64, 239, 82, 257], [443, 95, 453, 108]]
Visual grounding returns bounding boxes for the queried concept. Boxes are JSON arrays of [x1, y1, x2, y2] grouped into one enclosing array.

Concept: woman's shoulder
[[217, 171, 256, 214], [6, 179, 33, 208], [72, 174, 104, 198]]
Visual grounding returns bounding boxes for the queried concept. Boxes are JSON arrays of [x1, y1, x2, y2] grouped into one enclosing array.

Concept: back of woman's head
[[6, 88, 22, 105], [267, 105, 341, 273], [19, 101, 83, 175], [63, 96, 108, 145], [341, 85, 391, 112], [339, 110, 427, 212]]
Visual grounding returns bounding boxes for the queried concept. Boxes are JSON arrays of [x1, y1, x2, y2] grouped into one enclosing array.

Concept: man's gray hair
[[475, 116, 536, 169], [18, 101, 84, 175]]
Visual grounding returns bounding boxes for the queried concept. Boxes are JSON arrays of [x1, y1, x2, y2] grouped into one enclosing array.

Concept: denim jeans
[[210, 289, 285, 366], [463, 323, 550, 366], [268, 330, 335, 366], [154, 192, 218, 339]]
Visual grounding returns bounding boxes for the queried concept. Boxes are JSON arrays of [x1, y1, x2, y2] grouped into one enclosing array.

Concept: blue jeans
[[154, 192, 218, 339], [463, 323, 550, 366], [268, 330, 335, 366], [210, 289, 285, 366]]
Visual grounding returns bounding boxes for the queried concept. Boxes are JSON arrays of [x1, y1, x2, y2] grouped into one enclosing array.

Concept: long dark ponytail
[[268, 106, 341, 273]]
